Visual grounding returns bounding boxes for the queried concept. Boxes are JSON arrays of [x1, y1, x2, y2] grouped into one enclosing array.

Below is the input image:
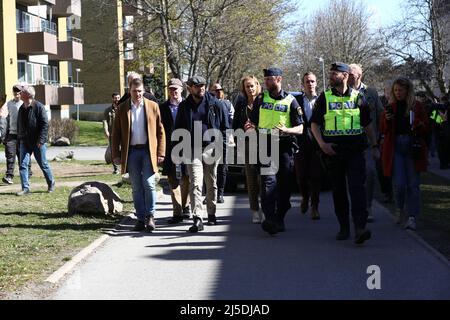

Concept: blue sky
[[291, 0, 402, 29]]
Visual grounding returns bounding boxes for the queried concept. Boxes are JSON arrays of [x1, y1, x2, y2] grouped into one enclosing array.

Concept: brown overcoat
[[112, 97, 165, 174]]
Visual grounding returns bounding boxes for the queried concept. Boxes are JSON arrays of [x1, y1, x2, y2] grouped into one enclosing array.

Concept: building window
[[124, 15, 134, 31], [18, 61, 26, 83], [124, 43, 134, 60], [52, 66, 59, 84]]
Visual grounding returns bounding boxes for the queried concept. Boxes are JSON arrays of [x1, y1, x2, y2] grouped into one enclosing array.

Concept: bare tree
[[283, 0, 384, 91], [382, 0, 450, 98]]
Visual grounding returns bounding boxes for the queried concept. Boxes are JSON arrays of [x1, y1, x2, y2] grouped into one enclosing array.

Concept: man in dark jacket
[[16, 85, 55, 196], [294, 72, 322, 220], [173, 75, 229, 233], [159, 78, 190, 224]]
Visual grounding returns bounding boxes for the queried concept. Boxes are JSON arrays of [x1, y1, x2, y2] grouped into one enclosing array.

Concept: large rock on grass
[[68, 181, 123, 215]]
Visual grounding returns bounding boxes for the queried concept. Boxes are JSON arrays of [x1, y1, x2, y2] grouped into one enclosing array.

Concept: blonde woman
[[380, 77, 429, 230], [232, 76, 264, 223]]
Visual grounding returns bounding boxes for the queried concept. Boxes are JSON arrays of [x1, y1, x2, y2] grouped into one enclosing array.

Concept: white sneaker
[[259, 210, 265, 223], [404, 216, 417, 231], [252, 210, 261, 224]]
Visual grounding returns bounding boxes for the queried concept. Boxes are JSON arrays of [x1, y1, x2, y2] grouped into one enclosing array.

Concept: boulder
[[68, 181, 123, 215], [53, 150, 75, 162], [53, 137, 71, 146]]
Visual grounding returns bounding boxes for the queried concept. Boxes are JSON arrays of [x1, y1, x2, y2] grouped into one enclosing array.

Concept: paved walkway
[[50, 191, 450, 300], [0, 146, 107, 163]]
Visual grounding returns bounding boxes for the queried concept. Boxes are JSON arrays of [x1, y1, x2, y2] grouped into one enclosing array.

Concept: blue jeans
[[19, 143, 54, 191], [392, 135, 421, 217], [127, 147, 156, 222]]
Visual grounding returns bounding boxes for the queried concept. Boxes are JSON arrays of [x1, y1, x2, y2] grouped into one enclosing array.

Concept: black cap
[[13, 84, 22, 93], [263, 67, 283, 77], [330, 62, 350, 73], [186, 75, 206, 86]]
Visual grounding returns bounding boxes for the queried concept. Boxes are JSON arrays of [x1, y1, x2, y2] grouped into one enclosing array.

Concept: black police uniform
[[311, 85, 372, 241], [249, 68, 303, 234]]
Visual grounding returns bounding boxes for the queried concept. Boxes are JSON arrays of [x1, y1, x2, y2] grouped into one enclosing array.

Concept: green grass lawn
[[74, 121, 108, 146], [0, 121, 107, 150], [0, 172, 135, 296]]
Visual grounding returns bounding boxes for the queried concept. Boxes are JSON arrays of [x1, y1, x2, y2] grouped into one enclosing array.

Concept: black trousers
[[294, 138, 322, 208], [323, 150, 368, 231], [4, 135, 31, 178], [436, 124, 450, 167], [259, 140, 294, 223], [216, 163, 227, 196]]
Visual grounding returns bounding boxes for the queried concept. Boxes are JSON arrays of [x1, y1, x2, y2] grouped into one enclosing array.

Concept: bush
[[48, 118, 79, 144], [71, 111, 104, 122]]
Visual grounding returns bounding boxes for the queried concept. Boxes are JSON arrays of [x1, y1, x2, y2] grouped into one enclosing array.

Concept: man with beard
[[173, 76, 229, 233], [310, 62, 378, 245], [247, 67, 304, 235]]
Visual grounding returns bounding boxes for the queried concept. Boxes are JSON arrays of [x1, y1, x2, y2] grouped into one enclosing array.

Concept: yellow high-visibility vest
[[323, 89, 363, 136]]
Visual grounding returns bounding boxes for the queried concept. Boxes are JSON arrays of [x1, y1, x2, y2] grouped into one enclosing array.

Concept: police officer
[[247, 67, 304, 235], [310, 62, 378, 245]]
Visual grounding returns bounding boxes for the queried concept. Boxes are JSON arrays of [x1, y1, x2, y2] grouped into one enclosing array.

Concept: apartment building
[[0, 0, 83, 119], [73, 0, 161, 104], [72, 0, 125, 104]]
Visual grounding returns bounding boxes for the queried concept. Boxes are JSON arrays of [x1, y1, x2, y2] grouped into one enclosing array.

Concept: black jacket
[[232, 95, 249, 131], [174, 92, 229, 158], [159, 99, 182, 175], [17, 100, 49, 148]]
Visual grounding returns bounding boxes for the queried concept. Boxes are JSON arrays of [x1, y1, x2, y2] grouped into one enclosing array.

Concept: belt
[[130, 144, 147, 149]]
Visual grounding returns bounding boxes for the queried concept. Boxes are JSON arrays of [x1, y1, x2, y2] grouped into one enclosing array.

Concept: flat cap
[[168, 78, 183, 89], [210, 83, 223, 91], [263, 67, 283, 77], [186, 75, 206, 86], [330, 62, 350, 73], [13, 84, 23, 92]]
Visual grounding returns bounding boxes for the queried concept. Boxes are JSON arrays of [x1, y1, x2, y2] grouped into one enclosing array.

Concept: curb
[[45, 188, 163, 285], [45, 234, 110, 284], [375, 199, 450, 269]]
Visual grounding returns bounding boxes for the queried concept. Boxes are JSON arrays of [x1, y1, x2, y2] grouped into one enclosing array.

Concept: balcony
[[16, 10, 58, 55], [17, 32, 58, 55], [34, 83, 59, 105], [49, 37, 83, 61], [58, 85, 84, 105], [52, 0, 81, 17], [17, 0, 56, 5]]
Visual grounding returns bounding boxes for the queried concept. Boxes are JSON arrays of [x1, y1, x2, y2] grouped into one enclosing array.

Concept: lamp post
[[75, 68, 81, 121], [317, 57, 326, 92]]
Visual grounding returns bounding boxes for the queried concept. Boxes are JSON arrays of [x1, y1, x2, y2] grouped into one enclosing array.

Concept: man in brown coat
[[112, 78, 165, 232]]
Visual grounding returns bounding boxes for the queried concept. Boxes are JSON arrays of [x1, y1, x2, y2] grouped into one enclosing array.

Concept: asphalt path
[[51, 190, 450, 300]]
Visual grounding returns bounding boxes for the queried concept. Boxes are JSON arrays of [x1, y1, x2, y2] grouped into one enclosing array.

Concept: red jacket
[[380, 101, 429, 177]]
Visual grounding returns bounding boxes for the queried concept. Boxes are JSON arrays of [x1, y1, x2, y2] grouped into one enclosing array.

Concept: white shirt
[[7, 99, 23, 135], [130, 100, 147, 145]]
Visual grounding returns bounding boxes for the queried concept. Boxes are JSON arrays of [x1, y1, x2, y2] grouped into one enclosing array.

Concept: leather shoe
[[145, 216, 155, 232], [133, 220, 146, 232], [336, 229, 350, 240], [217, 195, 224, 203], [182, 206, 191, 219], [207, 214, 217, 225], [188, 217, 204, 233], [301, 199, 308, 214], [354, 229, 371, 244], [167, 215, 183, 224], [261, 220, 278, 235]]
